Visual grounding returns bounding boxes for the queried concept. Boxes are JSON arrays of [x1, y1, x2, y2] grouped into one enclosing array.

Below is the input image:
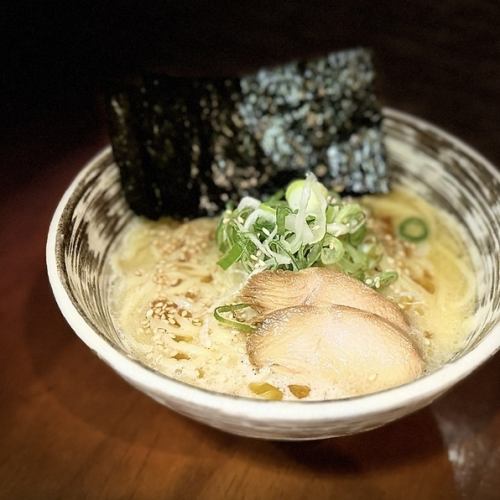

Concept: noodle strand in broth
[[110, 187, 476, 400]]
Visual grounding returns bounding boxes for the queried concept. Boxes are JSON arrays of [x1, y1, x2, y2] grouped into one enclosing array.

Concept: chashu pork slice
[[241, 267, 409, 332], [248, 305, 424, 397]]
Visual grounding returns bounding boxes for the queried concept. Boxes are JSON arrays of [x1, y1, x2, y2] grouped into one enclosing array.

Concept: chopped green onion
[[306, 242, 323, 267], [214, 304, 256, 333], [321, 236, 344, 264], [378, 271, 398, 288], [338, 255, 365, 275], [276, 206, 292, 235], [337, 203, 364, 225], [215, 218, 225, 249], [365, 271, 398, 290], [345, 243, 369, 269], [260, 204, 276, 214], [217, 242, 243, 270], [215, 173, 399, 291], [272, 240, 300, 271], [349, 225, 367, 246], [286, 176, 327, 211], [326, 205, 335, 223], [398, 217, 429, 242], [350, 269, 366, 281]]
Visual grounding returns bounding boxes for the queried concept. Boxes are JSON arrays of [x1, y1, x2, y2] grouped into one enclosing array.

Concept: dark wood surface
[[1, 3, 500, 499]]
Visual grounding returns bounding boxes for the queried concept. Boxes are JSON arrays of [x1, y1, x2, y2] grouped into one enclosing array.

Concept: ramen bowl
[[46, 109, 500, 440]]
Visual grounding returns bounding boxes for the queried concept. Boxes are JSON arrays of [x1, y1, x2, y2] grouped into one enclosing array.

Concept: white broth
[[110, 187, 476, 400]]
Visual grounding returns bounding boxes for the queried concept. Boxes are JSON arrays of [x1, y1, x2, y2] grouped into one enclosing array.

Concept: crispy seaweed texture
[[106, 49, 388, 219]]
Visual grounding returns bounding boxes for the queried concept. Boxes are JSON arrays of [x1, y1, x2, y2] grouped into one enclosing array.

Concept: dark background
[[1, 2, 500, 499], [3, 1, 500, 154]]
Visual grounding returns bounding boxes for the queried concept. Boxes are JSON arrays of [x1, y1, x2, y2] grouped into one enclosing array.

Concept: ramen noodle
[[110, 186, 476, 401]]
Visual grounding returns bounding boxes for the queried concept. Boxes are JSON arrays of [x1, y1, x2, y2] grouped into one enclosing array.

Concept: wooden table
[[2, 4, 500, 498]]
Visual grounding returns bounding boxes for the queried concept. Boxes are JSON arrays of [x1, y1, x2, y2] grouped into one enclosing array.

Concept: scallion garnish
[[398, 217, 429, 243], [215, 173, 398, 289], [217, 242, 243, 270], [214, 304, 256, 333], [378, 271, 399, 288]]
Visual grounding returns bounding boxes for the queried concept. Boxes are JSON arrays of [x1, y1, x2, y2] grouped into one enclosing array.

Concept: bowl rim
[[46, 107, 500, 422]]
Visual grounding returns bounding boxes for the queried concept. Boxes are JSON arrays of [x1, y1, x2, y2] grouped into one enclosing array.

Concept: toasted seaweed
[[106, 48, 388, 219]]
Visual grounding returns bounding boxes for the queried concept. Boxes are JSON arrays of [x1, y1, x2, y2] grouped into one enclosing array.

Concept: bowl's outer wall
[[127, 375, 446, 440], [48, 109, 500, 439]]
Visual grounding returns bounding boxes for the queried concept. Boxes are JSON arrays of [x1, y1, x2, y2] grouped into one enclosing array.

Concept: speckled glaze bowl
[[47, 109, 500, 440]]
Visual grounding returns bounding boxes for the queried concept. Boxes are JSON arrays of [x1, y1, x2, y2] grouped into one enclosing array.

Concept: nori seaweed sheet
[[106, 48, 388, 219]]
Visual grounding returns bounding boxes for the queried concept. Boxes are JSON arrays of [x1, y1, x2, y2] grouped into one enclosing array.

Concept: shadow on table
[[22, 267, 493, 480]]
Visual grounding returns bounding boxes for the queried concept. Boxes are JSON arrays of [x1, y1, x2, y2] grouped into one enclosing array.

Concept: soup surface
[[110, 187, 476, 400]]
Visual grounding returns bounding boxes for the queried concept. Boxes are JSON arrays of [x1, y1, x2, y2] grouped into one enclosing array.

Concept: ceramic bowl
[[47, 109, 500, 440]]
